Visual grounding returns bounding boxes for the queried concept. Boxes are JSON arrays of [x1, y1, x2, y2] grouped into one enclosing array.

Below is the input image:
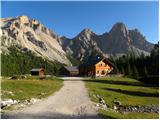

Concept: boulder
[[1, 99, 18, 109]]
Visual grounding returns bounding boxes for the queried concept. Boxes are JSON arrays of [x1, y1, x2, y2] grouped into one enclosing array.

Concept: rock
[[13, 100, 18, 104], [99, 98, 105, 105], [1, 102, 7, 109], [19, 75, 27, 79], [102, 104, 108, 110], [134, 107, 137, 111], [1, 99, 18, 109], [96, 95, 100, 98], [96, 103, 100, 107], [9, 76, 17, 79], [113, 105, 159, 114], [8, 91, 14, 96], [114, 105, 118, 110], [30, 98, 40, 104], [113, 101, 122, 106], [20, 104, 24, 107]]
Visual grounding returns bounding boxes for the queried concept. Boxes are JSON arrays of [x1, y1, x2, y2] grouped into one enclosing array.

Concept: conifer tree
[[144, 66, 148, 78], [132, 66, 139, 79], [126, 62, 132, 77]]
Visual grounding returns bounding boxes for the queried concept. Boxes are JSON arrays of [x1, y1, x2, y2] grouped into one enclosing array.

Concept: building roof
[[80, 57, 114, 67], [63, 66, 79, 72], [31, 68, 44, 72]]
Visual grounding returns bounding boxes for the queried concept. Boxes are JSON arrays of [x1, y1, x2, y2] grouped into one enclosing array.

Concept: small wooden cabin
[[30, 68, 45, 76], [59, 66, 79, 76], [79, 57, 114, 77]]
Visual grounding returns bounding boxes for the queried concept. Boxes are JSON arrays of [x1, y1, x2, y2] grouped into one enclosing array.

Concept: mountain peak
[[17, 15, 30, 24], [113, 22, 126, 27], [111, 22, 127, 31], [75, 28, 95, 39], [80, 28, 93, 34], [110, 22, 128, 37]]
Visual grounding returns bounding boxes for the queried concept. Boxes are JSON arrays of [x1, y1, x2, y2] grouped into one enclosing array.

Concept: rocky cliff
[[0, 16, 71, 65]]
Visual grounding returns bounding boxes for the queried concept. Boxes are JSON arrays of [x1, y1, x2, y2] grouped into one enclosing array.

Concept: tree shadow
[[98, 113, 117, 119], [84, 79, 158, 88], [102, 88, 159, 97]]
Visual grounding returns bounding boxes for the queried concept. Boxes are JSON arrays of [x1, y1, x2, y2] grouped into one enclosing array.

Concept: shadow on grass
[[102, 88, 159, 97], [98, 113, 117, 119], [84, 79, 158, 88]]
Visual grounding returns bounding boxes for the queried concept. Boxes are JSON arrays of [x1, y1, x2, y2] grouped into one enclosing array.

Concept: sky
[[1, 1, 159, 43]]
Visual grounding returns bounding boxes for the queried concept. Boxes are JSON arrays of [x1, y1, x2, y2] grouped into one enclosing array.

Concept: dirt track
[[2, 79, 99, 119]]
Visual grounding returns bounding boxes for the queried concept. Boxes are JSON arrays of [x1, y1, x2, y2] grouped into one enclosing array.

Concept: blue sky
[[1, 1, 159, 43]]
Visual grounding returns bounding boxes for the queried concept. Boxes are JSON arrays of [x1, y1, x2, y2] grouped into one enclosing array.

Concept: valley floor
[[1, 76, 158, 119], [2, 79, 99, 119]]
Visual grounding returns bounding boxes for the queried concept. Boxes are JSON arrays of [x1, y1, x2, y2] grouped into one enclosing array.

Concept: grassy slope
[[85, 77, 159, 119], [1, 76, 63, 100]]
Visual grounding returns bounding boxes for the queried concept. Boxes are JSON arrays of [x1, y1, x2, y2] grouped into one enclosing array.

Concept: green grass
[[1, 76, 63, 100], [85, 77, 159, 119], [98, 109, 158, 119]]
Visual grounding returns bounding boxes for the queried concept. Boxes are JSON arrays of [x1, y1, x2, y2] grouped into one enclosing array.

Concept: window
[[99, 64, 103, 66], [97, 71, 99, 74], [101, 70, 106, 75]]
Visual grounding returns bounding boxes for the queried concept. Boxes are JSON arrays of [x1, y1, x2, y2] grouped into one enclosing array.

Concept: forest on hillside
[[1, 46, 62, 76], [109, 43, 159, 84]]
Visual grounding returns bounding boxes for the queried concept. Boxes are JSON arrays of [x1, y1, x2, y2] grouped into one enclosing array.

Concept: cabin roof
[[80, 57, 114, 67], [31, 68, 44, 72], [63, 66, 79, 72]]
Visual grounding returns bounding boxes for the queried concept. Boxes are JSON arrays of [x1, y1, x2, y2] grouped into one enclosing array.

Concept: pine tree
[[144, 66, 148, 78], [126, 62, 132, 77], [132, 66, 139, 79], [121, 67, 125, 75]]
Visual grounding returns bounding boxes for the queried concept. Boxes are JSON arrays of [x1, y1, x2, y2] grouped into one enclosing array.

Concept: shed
[[30, 68, 45, 76], [59, 66, 79, 76]]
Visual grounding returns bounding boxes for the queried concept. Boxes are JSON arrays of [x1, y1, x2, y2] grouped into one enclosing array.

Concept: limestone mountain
[[62, 28, 103, 62], [0, 16, 71, 65], [0, 16, 154, 65], [63, 22, 154, 62]]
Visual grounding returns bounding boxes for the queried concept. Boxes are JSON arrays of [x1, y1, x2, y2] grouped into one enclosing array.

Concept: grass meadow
[[85, 77, 159, 119]]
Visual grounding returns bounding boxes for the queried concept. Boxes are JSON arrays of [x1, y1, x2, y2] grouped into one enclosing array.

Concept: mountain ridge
[[62, 22, 154, 62], [0, 16, 154, 65]]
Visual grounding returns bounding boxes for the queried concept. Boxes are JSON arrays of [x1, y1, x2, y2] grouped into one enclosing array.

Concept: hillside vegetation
[[1, 46, 63, 76], [109, 43, 159, 85]]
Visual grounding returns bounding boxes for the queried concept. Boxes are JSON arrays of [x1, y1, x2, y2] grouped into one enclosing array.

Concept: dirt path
[[2, 80, 99, 119]]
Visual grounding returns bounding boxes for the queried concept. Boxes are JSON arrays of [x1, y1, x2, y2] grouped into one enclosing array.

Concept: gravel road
[[2, 79, 99, 119]]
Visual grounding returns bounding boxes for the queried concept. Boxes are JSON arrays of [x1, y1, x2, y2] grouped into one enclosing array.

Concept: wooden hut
[[30, 68, 45, 76], [59, 66, 79, 76]]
